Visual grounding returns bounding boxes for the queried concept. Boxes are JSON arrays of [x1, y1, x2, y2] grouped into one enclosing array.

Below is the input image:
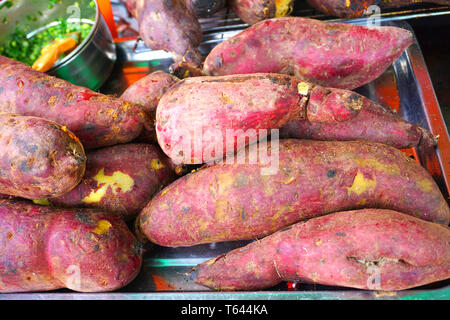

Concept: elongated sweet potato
[[0, 114, 86, 200], [0, 199, 143, 293], [279, 88, 437, 150], [0, 56, 148, 149], [49, 144, 177, 221], [156, 73, 435, 164], [203, 17, 413, 89], [307, 0, 450, 19], [229, 0, 294, 25], [129, 0, 203, 76], [139, 139, 450, 247], [192, 209, 450, 291]]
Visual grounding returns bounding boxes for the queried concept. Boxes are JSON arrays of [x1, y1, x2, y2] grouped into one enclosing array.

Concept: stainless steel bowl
[[0, 0, 116, 90]]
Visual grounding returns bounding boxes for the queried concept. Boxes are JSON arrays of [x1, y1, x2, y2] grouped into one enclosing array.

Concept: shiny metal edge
[[1, 287, 449, 300]]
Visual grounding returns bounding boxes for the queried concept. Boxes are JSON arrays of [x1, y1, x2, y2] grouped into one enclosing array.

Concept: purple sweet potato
[[0, 114, 86, 200], [130, 0, 203, 77], [121, 71, 178, 143], [0, 56, 148, 149], [49, 143, 177, 221], [121, 71, 179, 116], [279, 87, 437, 150], [0, 199, 142, 293], [138, 139, 450, 247], [229, 0, 294, 25], [307, 0, 450, 19], [156, 73, 435, 164], [156, 73, 306, 164], [203, 17, 413, 89], [193, 209, 450, 291]]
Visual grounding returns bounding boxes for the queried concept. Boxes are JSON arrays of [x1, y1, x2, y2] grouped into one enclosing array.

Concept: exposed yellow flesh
[[82, 168, 134, 204]]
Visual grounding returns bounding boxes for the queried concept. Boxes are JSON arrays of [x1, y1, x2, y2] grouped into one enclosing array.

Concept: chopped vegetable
[[0, 19, 92, 67]]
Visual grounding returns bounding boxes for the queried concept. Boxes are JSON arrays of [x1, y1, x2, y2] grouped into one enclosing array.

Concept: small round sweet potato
[[0, 113, 86, 200]]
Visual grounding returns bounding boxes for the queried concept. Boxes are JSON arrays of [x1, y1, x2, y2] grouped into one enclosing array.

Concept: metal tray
[[1, 17, 449, 300]]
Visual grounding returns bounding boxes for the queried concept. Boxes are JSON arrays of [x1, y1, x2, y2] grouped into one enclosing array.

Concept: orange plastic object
[[97, 0, 118, 38]]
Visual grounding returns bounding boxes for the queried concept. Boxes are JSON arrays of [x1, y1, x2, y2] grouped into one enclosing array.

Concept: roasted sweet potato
[[203, 17, 413, 89], [49, 144, 177, 221], [129, 0, 203, 77], [229, 0, 294, 25], [138, 139, 450, 247], [0, 56, 148, 149], [186, 0, 226, 17], [192, 209, 450, 291], [0, 114, 86, 200], [307, 0, 450, 19], [0, 199, 142, 293], [156, 73, 435, 164]]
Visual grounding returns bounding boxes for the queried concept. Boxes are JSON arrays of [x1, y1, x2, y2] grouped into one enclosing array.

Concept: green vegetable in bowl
[[0, 18, 92, 67]]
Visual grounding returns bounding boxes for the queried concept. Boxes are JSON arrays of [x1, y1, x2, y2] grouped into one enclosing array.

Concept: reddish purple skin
[[50, 144, 177, 221], [126, 0, 138, 16], [0, 56, 147, 149], [280, 89, 436, 149], [121, 71, 178, 143], [121, 71, 178, 115], [156, 74, 308, 164], [0, 199, 142, 293], [139, 139, 450, 247], [229, 0, 276, 25], [156, 73, 435, 163], [307, 0, 450, 18], [203, 17, 414, 89], [134, 0, 203, 67], [0, 114, 86, 199], [193, 209, 450, 291]]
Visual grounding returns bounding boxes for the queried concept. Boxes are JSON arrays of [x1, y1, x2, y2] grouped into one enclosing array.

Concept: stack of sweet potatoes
[[0, 15, 449, 294]]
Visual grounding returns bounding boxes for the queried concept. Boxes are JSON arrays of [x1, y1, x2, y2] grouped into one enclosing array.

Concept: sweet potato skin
[[203, 17, 413, 89], [280, 88, 436, 150], [0, 56, 147, 149], [156, 73, 308, 164], [121, 71, 178, 116], [49, 144, 177, 221], [193, 209, 450, 291], [229, 0, 276, 25], [0, 199, 142, 293], [139, 139, 450, 247], [307, 0, 450, 19], [0, 114, 86, 199], [121, 71, 178, 143], [156, 74, 435, 164], [229, 0, 294, 25], [133, 0, 203, 70]]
